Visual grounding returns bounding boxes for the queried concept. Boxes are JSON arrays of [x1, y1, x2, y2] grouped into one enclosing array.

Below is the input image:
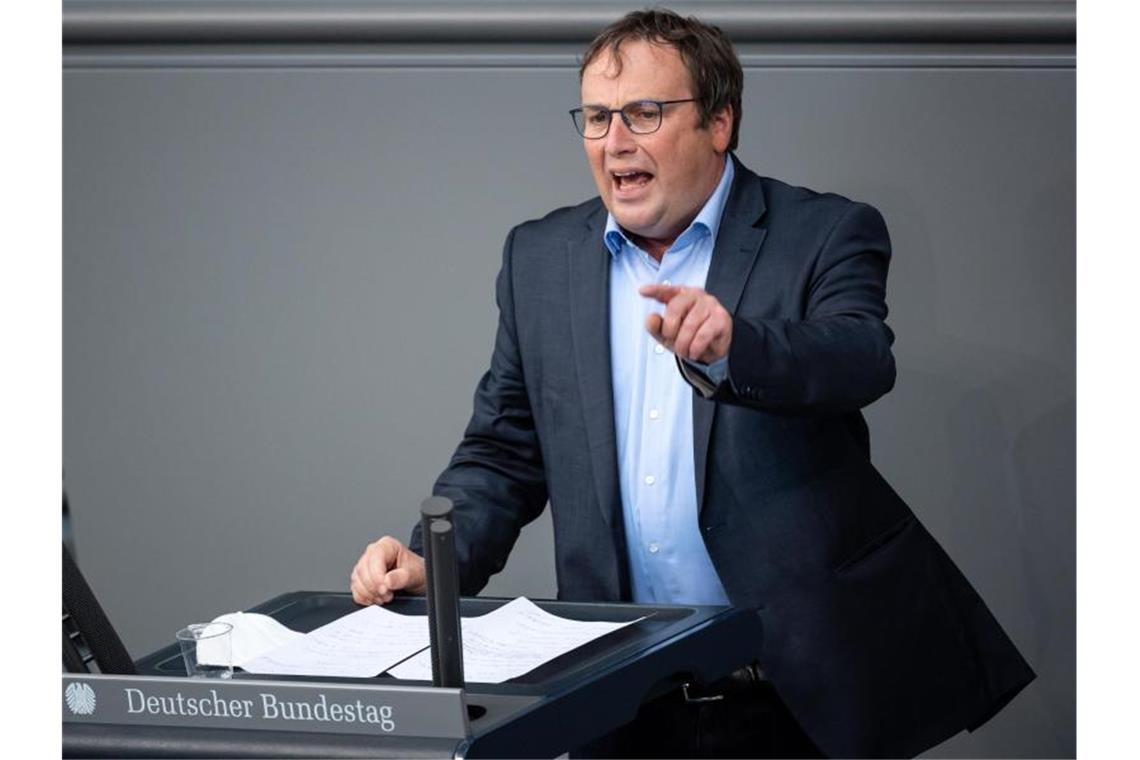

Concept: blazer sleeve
[[697, 202, 897, 414], [409, 228, 549, 594]]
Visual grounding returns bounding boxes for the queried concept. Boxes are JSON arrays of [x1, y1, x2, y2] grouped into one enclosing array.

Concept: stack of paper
[[388, 598, 640, 683], [213, 597, 640, 683], [241, 605, 430, 678]]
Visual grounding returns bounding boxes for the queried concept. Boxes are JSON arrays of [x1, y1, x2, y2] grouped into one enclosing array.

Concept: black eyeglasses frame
[[568, 98, 699, 139]]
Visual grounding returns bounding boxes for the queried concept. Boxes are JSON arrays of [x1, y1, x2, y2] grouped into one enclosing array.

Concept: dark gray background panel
[[63, 3, 1074, 757], [64, 0, 1076, 45]]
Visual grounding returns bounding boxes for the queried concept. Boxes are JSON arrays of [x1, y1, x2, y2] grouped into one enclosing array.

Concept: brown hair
[[579, 8, 744, 151]]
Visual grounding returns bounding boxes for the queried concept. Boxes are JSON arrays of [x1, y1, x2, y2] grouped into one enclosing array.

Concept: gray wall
[[63, 2, 1075, 756]]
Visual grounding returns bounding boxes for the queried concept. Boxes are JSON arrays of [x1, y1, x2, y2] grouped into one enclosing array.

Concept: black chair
[[62, 544, 136, 674], [63, 487, 75, 560]]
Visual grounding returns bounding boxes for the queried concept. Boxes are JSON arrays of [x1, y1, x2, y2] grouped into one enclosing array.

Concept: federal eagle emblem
[[65, 682, 97, 715]]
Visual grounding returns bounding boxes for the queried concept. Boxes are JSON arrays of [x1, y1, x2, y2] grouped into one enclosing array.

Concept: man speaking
[[350, 9, 1034, 758]]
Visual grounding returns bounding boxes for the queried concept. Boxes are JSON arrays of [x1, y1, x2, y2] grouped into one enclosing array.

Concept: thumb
[[385, 562, 426, 594], [385, 567, 412, 590], [645, 312, 665, 339]]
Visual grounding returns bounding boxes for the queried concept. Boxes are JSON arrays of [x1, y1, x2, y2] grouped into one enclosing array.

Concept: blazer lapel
[[694, 161, 769, 515], [568, 210, 622, 531]]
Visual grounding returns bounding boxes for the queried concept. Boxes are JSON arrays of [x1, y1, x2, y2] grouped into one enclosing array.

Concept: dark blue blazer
[[413, 157, 1034, 757]]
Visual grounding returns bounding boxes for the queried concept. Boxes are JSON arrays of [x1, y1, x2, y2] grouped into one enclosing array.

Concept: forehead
[[580, 39, 691, 101]]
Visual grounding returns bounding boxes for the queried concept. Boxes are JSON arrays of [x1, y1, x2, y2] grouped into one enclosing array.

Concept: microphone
[[420, 497, 464, 688]]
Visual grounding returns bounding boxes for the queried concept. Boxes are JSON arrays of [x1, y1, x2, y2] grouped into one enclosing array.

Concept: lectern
[[63, 592, 765, 758]]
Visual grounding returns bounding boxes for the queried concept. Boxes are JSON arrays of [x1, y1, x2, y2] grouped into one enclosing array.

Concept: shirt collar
[[603, 154, 735, 259]]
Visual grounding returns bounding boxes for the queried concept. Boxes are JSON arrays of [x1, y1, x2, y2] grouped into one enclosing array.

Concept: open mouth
[[611, 169, 654, 193]]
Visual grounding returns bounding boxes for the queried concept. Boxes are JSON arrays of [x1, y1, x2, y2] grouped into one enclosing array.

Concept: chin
[[612, 209, 659, 237]]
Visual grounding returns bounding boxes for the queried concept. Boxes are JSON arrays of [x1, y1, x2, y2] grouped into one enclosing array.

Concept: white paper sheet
[[241, 605, 430, 678], [197, 611, 305, 668], [387, 597, 642, 683]]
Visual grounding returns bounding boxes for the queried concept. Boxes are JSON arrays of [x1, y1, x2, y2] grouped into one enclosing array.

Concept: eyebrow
[[579, 98, 662, 108]]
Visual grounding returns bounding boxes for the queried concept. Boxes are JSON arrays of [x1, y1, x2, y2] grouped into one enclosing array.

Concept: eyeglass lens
[[574, 101, 663, 138]]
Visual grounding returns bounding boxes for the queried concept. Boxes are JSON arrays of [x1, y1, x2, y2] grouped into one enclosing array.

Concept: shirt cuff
[[678, 356, 730, 398]]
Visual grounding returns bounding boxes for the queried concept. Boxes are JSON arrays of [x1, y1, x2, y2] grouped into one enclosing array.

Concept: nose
[[604, 112, 637, 157]]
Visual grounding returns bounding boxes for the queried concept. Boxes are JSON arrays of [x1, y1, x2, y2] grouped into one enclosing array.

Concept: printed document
[[229, 597, 640, 682], [241, 605, 430, 678], [388, 597, 642, 683]]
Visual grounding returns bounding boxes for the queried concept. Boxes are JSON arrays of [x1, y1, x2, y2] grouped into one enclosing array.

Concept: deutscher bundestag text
[[123, 688, 396, 731]]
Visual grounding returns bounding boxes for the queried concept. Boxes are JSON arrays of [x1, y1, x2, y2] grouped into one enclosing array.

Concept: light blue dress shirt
[[604, 156, 734, 605]]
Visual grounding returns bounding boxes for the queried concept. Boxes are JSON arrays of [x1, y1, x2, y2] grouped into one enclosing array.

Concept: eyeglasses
[[569, 98, 698, 139]]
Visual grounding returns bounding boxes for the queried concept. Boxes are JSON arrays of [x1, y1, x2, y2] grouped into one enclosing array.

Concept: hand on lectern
[[350, 536, 427, 605]]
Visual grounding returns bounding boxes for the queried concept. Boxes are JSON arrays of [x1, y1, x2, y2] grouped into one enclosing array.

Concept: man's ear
[[708, 105, 733, 153]]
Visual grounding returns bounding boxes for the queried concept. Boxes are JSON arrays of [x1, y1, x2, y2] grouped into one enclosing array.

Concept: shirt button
[[648, 408, 660, 420], [644, 475, 656, 486], [654, 344, 665, 355], [648, 543, 660, 554]]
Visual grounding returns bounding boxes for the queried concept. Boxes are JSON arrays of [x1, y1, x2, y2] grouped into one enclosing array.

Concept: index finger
[[638, 284, 684, 303]]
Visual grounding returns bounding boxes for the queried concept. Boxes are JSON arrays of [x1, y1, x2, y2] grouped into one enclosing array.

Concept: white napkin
[[196, 611, 304, 668]]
